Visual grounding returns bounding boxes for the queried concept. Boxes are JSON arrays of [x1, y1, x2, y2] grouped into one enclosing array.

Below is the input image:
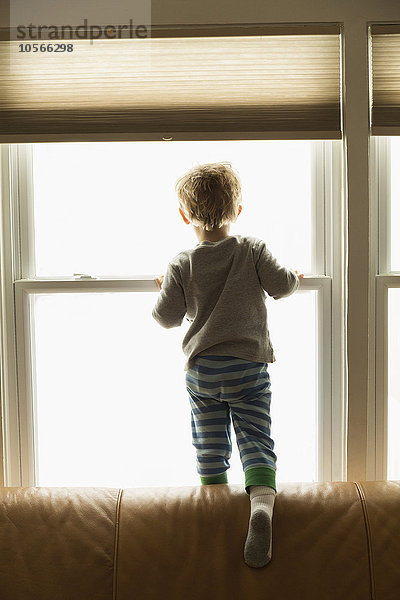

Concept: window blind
[[371, 25, 400, 135], [0, 24, 341, 142]]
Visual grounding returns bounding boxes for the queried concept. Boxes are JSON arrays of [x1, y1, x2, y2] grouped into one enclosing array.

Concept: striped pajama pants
[[185, 355, 277, 493]]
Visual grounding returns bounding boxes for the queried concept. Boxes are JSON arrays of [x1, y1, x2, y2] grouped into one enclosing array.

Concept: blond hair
[[175, 162, 242, 231]]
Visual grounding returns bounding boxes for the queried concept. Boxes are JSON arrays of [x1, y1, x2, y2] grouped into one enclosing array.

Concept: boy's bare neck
[[194, 225, 231, 243]]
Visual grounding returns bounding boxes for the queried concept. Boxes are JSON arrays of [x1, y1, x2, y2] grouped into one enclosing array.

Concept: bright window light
[[30, 139, 319, 488], [391, 138, 400, 271], [32, 289, 317, 487], [32, 141, 315, 277], [388, 288, 400, 479]]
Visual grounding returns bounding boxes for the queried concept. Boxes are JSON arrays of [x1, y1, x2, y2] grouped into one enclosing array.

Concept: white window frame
[[0, 140, 346, 487], [372, 135, 400, 480]]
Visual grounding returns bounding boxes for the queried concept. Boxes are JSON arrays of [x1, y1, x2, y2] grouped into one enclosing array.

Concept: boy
[[152, 162, 303, 568]]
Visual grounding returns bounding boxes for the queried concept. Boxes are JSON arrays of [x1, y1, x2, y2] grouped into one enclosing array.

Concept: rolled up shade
[[0, 24, 342, 142], [371, 25, 400, 135]]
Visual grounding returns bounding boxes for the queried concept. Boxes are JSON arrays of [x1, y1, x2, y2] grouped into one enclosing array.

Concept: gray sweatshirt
[[152, 234, 299, 371]]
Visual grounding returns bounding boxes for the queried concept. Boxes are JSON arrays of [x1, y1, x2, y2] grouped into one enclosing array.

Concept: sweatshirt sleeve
[[253, 240, 300, 300], [152, 263, 187, 328]]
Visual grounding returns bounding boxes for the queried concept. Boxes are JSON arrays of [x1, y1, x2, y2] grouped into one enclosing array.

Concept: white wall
[[1, 0, 399, 27], [151, 0, 400, 22]]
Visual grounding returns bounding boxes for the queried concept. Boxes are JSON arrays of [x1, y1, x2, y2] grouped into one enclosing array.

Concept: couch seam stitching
[[354, 481, 376, 600], [112, 488, 123, 600]]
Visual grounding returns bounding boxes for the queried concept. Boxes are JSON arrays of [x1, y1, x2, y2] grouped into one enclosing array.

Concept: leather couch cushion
[[1, 481, 399, 600], [0, 487, 119, 599], [116, 482, 371, 600], [358, 480, 400, 599]]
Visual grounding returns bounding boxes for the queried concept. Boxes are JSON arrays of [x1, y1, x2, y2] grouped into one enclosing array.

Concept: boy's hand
[[154, 275, 164, 290], [294, 270, 304, 279]]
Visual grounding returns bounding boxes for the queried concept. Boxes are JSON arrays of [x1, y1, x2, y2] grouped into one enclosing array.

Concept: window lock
[[73, 273, 97, 280]]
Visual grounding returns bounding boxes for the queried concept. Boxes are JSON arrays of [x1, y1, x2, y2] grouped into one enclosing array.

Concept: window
[[374, 137, 400, 480], [1, 139, 344, 487]]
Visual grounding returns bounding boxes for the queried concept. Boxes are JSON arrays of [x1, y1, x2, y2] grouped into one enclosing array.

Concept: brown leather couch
[[0, 481, 399, 599]]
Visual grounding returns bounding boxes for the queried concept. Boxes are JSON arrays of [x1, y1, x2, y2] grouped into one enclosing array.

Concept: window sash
[[373, 136, 400, 479], [375, 275, 400, 480], [13, 277, 331, 486], [19, 141, 321, 279]]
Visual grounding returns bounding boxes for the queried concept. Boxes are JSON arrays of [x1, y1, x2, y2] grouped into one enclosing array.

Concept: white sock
[[244, 485, 276, 568]]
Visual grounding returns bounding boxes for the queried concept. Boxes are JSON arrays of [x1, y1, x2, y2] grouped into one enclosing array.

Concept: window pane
[[32, 291, 317, 487], [268, 290, 317, 484], [391, 137, 400, 270], [388, 288, 400, 479], [32, 140, 315, 277]]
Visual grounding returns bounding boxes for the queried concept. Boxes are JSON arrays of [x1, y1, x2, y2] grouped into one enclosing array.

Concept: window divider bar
[[14, 277, 325, 295], [376, 274, 400, 286], [327, 139, 347, 482], [9, 145, 22, 281], [14, 279, 160, 294], [16, 144, 36, 279], [13, 282, 34, 485], [312, 142, 326, 275], [312, 277, 333, 482], [376, 137, 391, 275], [0, 145, 21, 486]]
